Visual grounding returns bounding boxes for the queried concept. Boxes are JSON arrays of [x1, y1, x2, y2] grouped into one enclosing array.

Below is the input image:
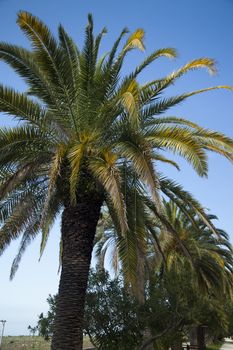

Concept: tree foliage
[[0, 12, 232, 286], [35, 267, 233, 349]]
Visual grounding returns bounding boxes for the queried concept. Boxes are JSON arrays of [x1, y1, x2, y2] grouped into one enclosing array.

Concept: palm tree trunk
[[51, 188, 103, 350]]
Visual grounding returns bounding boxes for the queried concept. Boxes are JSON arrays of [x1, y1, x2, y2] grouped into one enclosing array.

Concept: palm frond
[[117, 139, 160, 201], [89, 154, 128, 234], [0, 84, 46, 127], [124, 29, 145, 52], [0, 163, 35, 200], [58, 24, 80, 93], [145, 126, 208, 176], [120, 80, 140, 128], [133, 48, 177, 77], [40, 192, 61, 258], [160, 177, 220, 236], [17, 11, 60, 85], [10, 216, 40, 279], [106, 28, 129, 68], [68, 143, 85, 205]]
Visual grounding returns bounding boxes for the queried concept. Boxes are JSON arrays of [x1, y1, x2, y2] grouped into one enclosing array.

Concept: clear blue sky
[[0, 0, 233, 336]]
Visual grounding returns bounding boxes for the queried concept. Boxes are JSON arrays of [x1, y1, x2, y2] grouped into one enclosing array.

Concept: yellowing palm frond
[[172, 57, 217, 78], [68, 143, 86, 205], [124, 29, 145, 52], [146, 126, 208, 176], [142, 58, 217, 94], [120, 80, 140, 128], [89, 155, 128, 234], [117, 140, 160, 202]]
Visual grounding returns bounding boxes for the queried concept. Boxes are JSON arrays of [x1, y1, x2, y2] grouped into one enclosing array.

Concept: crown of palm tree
[[0, 12, 232, 280], [160, 201, 233, 295]]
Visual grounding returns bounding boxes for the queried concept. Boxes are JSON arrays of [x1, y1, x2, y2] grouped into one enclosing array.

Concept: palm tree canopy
[[161, 201, 233, 295], [0, 12, 233, 278], [95, 198, 233, 297]]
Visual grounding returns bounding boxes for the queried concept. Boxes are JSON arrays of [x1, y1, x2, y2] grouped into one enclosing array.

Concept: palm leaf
[[89, 154, 128, 234]]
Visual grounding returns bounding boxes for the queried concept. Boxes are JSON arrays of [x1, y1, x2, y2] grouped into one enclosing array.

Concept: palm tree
[[160, 200, 233, 294], [0, 12, 233, 349], [159, 201, 233, 350], [95, 195, 233, 297], [95, 198, 233, 350]]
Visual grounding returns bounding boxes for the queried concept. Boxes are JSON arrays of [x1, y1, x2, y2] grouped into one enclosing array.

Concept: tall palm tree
[[0, 12, 233, 349]]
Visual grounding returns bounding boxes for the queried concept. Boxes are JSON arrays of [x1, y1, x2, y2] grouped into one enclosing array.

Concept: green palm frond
[[39, 146, 66, 247], [141, 85, 233, 116], [0, 84, 46, 127], [160, 177, 222, 238], [93, 27, 107, 65], [58, 24, 80, 93], [133, 48, 177, 77], [0, 191, 43, 256], [106, 28, 129, 68], [40, 193, 61, 258], [152, 152, 180, 170], [10, 215, 40, 279], [17, 11, 60, 86], [0, 43, 60, 109], [0, 163, 33, 199], [17, 11, 78, 130], [143, 116, 203, 130]]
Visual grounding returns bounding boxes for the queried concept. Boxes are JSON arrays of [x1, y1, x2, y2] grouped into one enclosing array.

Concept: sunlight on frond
[[124, 29, 145, 51]]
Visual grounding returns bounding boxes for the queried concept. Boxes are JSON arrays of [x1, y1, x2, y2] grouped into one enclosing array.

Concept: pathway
[[221, 339, 233, 350]]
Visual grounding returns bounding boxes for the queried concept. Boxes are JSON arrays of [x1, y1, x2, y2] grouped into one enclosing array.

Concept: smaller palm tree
[[96, 197, 233, 297], [161, 201, 233, 294]]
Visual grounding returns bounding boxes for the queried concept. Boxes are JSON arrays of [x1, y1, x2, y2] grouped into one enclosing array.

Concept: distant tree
[[28, 325, 38, 337], [37, 295, 56, 341]]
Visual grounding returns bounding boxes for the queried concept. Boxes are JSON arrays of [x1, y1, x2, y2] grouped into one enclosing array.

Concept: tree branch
[[139, 317, 183, 350]]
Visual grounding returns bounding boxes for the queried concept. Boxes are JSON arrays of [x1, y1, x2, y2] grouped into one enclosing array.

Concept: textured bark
[[51, 186, 103, 350]]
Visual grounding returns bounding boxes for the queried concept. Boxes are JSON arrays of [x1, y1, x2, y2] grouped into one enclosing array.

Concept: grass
[[1, 336, 50, 350], [1, 336, 93, 349], [206, 341, 224, 350]]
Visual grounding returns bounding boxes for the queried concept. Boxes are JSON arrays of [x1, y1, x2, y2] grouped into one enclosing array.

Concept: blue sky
[[0, 0, 233, 336]]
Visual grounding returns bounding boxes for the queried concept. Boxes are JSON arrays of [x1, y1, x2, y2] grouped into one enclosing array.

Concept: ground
[[1, 336, 93, 349], [220, 339, 233, 350]]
